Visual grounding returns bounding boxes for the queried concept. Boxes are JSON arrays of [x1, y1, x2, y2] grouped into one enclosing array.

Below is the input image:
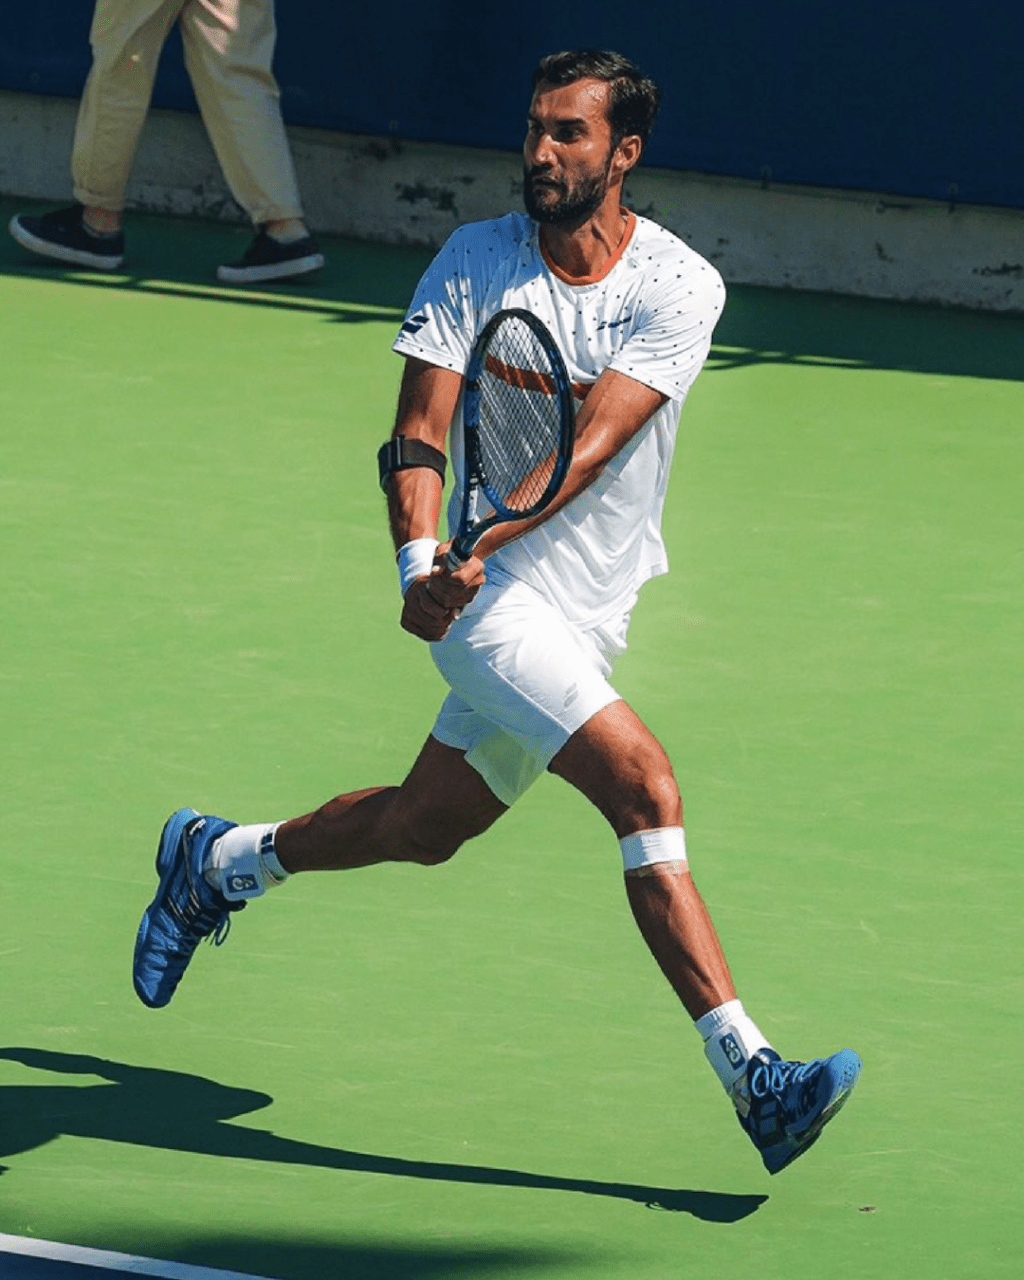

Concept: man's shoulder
[[626, 214, 723, 286], [440, 212, 535, 257]]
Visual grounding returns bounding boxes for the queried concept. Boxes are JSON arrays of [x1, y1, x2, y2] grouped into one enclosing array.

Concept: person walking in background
[[8, 0, 324, 284]]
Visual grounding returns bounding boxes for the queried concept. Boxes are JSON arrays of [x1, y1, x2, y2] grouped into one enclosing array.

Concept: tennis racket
[[447, 308, 575, 569]]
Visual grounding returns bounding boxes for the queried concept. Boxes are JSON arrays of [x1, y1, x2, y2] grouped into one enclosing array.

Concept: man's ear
[[611, 134, 643, 178]]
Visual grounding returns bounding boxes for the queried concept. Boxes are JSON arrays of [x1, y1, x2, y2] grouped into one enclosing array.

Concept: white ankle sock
[[205, 822, 287, 901], [695, 999, 773, 1102]]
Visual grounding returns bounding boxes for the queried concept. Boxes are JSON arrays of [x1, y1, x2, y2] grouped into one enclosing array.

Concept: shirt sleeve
[[609, 256, 726, 402], [392, 228, 479, 374]]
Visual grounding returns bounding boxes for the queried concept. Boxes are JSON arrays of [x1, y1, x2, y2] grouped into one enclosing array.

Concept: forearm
[[473, 439, 606, 558], [387, 468, 444, 550], [385, 357, 462, 552], [475, 369, 668, 559]]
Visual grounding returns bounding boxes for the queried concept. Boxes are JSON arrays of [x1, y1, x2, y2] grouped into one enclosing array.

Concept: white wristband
[[397, 538, 439, 597]]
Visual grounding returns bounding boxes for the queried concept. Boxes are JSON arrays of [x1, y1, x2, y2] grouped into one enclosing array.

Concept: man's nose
[[529, 132, 556, 169]]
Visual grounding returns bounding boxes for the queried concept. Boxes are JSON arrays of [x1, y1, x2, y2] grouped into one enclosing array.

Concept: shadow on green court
[[712, 284, 1024, 383], [0, 196, 426, 322], [0, 1237, 584, 1280], [166, 1236, 601, 1280], [0, 1049, 767, 1225], [0, 1236, 588, 1280], [3, 197, 1023, 382]]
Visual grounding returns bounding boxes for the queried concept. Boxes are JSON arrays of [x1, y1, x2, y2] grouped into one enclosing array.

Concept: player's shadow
[[0, 1047, 765, 1222]]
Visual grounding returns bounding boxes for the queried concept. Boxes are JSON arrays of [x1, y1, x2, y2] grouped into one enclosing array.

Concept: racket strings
[[476, 318, 565, 514]]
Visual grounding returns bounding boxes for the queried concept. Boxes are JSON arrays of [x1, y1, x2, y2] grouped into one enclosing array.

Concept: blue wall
[[4, 1, 1022, 209]]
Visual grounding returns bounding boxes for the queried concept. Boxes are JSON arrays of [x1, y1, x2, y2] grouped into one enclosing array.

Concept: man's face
[[523, 78, 619, 226]]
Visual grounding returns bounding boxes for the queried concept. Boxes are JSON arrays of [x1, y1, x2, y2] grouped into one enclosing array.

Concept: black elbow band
[[377, 438, 447, 492]]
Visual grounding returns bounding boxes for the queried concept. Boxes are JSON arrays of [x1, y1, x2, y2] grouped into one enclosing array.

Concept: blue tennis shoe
[[133, 808, 241, 1008], [738, 1048, 862, 1174]]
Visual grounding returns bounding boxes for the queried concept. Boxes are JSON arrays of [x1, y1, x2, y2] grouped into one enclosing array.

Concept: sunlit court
[[2, 195, 1022, 1278]]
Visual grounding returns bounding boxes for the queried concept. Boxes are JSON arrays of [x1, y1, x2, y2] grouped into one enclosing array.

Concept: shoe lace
[[749, 1056, 821, 1119], [168, 821, 244, 945], [209, 915, 232, 947], [167, 880, 239, 943]]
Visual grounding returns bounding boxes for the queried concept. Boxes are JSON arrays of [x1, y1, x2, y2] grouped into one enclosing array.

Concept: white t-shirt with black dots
[[392, 211, 725, 629]]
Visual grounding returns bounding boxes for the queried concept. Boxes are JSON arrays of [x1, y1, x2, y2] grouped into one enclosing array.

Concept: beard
[[522, 163, 610, 226]]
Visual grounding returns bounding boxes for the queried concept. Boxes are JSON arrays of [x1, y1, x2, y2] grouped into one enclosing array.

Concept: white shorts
[[429, 576, 632, 806]]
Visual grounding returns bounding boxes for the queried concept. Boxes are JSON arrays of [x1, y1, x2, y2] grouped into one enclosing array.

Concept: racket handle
[[446, 541, 470, 572]]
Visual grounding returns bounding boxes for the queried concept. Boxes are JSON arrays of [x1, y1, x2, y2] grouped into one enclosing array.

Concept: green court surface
[[2, 199, 1022, 1279]]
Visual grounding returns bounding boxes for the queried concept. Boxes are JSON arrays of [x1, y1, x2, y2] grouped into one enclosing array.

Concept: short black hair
[[531, 50, 661, 151]]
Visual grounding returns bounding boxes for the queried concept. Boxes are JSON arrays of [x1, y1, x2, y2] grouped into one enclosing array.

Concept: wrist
[[397, 537, 439, 597]]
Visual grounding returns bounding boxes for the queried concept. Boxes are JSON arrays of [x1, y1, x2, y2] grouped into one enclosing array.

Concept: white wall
[[3, 88, 1022, 311]]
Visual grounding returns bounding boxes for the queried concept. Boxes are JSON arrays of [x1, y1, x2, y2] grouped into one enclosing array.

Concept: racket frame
[[448, 308, 575, 567]]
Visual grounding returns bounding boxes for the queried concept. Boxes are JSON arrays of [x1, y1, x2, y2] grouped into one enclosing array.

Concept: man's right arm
[[385, 357, 482, 641], [386, 358, 458, 548]]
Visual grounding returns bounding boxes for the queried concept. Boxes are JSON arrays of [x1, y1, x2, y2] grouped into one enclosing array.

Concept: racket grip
[[446, 542, 470, 572]]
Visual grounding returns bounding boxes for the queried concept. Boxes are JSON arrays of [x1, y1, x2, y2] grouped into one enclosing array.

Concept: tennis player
[[134, 49, 861, 1175]]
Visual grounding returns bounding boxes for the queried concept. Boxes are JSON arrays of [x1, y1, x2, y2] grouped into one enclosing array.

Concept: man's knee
[[398, 825, 463, 866], [631, 765, 683, 829], [550, 700, 682, 836], [384, 800, 475, 866], [386, 736, 506, 865]]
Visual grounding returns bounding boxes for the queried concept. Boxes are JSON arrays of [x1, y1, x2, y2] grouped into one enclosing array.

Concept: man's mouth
[[531, 183, 562, 203]]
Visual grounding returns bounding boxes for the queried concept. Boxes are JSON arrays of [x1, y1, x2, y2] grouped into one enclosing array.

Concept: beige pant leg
[[73, 0, 184, 210], [179, 0, 303, 225]]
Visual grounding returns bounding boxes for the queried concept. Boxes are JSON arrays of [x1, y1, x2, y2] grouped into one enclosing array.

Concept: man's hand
[[400, 545, 485, 641]]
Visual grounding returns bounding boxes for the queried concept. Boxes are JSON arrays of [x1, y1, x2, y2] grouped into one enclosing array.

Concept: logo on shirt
[[400, 313, 429, 336], [595, 314, 634, 332]]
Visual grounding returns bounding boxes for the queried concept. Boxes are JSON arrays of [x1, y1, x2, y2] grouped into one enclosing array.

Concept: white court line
[[0, 1235, 273, 1280]]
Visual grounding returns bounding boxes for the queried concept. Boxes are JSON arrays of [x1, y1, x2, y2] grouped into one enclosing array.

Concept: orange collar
[[540, 210, 637, 286]]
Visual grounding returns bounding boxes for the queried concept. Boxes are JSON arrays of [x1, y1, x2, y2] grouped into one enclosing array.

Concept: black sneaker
[[216, 229, 325, 285], [9, 204, 125, 270]]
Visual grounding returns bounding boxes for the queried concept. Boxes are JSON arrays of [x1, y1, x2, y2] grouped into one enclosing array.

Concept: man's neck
[[538, 193, 631, 282]]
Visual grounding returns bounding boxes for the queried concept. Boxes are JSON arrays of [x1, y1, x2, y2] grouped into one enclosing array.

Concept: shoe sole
[[215, 252, 325, 285], [9, 215, 125, 270], [132, 807, 201, 1008]]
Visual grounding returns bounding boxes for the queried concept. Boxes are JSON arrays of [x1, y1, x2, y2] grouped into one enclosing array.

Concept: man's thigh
[[548, 700, 683, 838], [430, 579, 621, 803]]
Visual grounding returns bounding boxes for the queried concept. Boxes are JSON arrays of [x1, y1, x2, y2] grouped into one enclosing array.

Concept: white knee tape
[[620, 826, 687, 873]]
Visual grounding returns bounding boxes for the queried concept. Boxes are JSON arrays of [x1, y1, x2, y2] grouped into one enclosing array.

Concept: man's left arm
[[469, 368, 667, 561], [447, 259, 720, 565]]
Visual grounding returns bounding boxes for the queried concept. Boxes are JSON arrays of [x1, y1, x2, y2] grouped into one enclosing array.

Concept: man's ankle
[[263, 218, 308, 244], [82, 206, 123, 236]]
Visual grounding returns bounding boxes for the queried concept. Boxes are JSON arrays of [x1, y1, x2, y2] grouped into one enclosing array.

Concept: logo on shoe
[[720, 1032, 745, 1068], [227, 874, 259, 894]]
